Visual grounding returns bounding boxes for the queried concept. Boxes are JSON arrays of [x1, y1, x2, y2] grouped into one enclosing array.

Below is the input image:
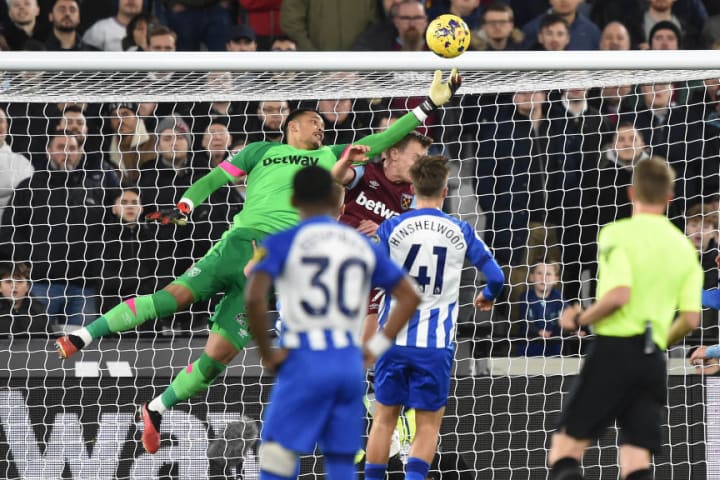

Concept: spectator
[[579, 124, 650, 284], [0, 261, 48, 336], [546, 88, 609, 301], [427, 0, 482, 30], [599, 21, 632, 50], [644, 0, 685, 47], [2, 0, 46, 50], [45, 0, 96, 51], [147, 23, 176, 52], [0, 107, 33, 225], [226, 23, 257, 51], [685, 203, 719, 340], [521, 0, 600, 50], [137, 116, 207, 284], [252, 100, 289, 142], [534, 13, 570, 51], [649, 19, 681, 49], [619, 83, 706, 219], [270, 34, 297, 51], [280, 0, 378, 51], [475, 91, 547, 269], [163, 0, 232, 51], [238, 0, 283, 50], [121, 12, 158, 51], [55, 104, 105, 173], [516, 262, 567, 357], [316, 98, 372, 145], [100, 188, 158, 312], [82, 0, 143, 51], [471, 1, 522, 51], [686, 203, 719, 286], [590, 0, 646, 48], [196, 121, 245, 244], [0, 134, 107, 327], [590, 84, 632, 127], [353, 0, 427, 51], [200, 121, 232, 168], [103, 102, 156, 186], [188, 71, 250, 143]]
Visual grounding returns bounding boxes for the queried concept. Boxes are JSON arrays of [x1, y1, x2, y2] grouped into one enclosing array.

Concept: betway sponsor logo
[[0, 390, 258, 479], [355, 191, 399, 220], [262, 155, 319, 167]]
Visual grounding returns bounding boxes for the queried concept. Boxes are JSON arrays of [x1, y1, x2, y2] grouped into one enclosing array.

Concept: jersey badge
[[400, 193, 413, 210], [369, 180, 380, 190]]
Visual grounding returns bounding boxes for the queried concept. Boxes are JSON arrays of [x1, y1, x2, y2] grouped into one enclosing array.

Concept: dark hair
[[122, 13, 159, 50], [391, 130, 433, 151], [282, 108, 320, 138], [62, 104, 84, 115], [539, 14, 569, 33], [409, 155, 449, 197], [293, 166, 334, 206], [649, 20, 682, 48], [0, 261, 30, 280]]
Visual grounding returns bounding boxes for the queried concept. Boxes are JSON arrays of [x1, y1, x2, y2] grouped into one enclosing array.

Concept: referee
[[548, 157, 703, 480]]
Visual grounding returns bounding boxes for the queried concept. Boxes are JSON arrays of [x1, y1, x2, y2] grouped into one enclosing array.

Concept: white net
[[0, 51, 718, 479]]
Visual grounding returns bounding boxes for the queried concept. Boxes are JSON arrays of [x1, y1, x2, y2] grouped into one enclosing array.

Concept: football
[[425, 14, 471, 58]]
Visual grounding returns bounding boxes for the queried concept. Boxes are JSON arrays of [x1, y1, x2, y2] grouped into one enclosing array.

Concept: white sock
[[148, 396, 167, 415], [74, 328, 92, 347]]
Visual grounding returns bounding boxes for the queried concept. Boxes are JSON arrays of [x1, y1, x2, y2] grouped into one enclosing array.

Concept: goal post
[[0, 50, 718, 479]]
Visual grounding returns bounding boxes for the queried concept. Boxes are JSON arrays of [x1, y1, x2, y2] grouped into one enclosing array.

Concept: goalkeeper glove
[[419, 68, 462, 115], [144, 201, 191, 226]]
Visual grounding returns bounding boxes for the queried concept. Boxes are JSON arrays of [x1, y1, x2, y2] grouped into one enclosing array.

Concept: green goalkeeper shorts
[[173, 226, 268, 352]]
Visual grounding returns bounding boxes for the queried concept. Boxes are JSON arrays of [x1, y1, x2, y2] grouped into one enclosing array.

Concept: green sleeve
[[678, 249, 703, 312], [597, 228, 632, 291], [181, 142, 272, 208], [330, 111, 422, 159]]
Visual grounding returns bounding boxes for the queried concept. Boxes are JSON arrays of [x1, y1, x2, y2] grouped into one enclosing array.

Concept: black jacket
[[100, 220, 159, 311], [0, 297, 48, 335], [0, 168, 108, 286]]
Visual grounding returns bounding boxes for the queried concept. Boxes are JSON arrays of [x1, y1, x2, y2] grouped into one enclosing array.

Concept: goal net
[[0, 50, 718, 479]]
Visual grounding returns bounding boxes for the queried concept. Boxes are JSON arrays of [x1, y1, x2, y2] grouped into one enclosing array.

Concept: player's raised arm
[[335, 69, 461, 160], [331, 144, 372, 185]]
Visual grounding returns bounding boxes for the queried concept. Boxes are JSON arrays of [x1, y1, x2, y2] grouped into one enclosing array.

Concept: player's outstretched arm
[[364, 276, 420, 366], [145, 167, 239, 225], [347, 69, 462, 159]]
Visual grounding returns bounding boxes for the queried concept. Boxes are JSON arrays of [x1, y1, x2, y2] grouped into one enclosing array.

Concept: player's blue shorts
[[261, 347, 365, 455], [374, 345, 453, 411]]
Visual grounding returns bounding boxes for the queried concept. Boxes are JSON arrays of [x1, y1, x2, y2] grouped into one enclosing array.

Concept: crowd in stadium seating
[[0, 0, 719, 358]]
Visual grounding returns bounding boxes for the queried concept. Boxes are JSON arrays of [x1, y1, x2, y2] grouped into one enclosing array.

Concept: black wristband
[[419, 98, 438, 115]]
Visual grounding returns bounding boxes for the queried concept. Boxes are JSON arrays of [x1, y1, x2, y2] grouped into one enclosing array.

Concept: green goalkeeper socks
[[160, 353, 227, 409], [86, 290, 179, 340]]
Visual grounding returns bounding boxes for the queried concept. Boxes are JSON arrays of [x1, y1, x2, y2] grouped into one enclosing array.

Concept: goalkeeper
[[56, 69, 461, 455]]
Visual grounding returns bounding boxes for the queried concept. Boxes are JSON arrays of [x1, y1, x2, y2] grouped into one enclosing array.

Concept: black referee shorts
[[556, 334, 667, 453]]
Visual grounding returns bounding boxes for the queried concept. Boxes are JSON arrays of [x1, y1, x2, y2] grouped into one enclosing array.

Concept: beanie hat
[[156, 115, 192, 147], [649, 20, 682, 48]]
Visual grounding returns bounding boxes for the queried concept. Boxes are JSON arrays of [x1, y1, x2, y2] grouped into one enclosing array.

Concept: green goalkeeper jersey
[[179, 111, 421, 235]]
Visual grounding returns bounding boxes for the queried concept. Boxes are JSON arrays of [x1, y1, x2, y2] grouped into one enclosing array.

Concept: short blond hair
[[632, 156, 674, 205]]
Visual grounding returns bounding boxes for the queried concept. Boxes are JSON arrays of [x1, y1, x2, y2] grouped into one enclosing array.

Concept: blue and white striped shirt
[[376, 208, 504, 349], [253, 216, 405, 351]]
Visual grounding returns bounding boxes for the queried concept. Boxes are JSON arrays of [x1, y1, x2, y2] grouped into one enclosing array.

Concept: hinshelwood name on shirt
[[389, 219, 466, 251]]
